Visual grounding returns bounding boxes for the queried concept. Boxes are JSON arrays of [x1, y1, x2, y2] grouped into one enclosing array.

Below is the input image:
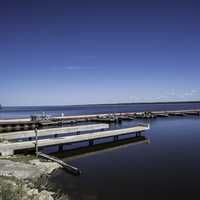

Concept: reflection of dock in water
[[52, 136, 150, 161]]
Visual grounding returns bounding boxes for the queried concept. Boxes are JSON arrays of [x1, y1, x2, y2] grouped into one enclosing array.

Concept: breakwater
[[0, 109, 200, 133]]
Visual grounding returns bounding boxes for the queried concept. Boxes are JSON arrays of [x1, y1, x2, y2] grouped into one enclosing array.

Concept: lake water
[[1, 102, 200, 119], [1, 103, 200, 199], [49, 116, 200, 200]]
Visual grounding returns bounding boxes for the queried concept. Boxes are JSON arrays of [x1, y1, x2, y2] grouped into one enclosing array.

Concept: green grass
[[0, 177, 27, 200]]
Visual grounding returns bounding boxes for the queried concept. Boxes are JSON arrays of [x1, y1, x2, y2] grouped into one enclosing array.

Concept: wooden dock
[[0, 124, 109, 140], [0, 124, 150, 156]]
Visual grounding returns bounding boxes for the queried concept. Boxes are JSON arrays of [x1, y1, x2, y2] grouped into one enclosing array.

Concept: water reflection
[[51, 136, 150, 161], [48, 117, 200, 200]]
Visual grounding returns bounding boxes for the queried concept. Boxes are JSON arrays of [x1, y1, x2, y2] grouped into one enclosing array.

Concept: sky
[[0, 0, 200, 106]]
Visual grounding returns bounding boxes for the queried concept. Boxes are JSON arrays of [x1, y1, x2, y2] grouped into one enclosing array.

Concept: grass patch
[[0, 176, 69, 200], [0, 177, 28, 200], [0, 155, 69, 199]]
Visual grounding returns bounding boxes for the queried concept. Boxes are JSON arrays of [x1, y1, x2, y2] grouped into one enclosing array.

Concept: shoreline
[[1, 108, 200, 120], [0, 155, 68, 200], [0, 108, 200, 122]]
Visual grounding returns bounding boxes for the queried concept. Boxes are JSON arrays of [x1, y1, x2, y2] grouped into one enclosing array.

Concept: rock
[[0, 179, 55, 200], [0, 159, 60, 180], [26, 188, 39, 197], [35, 190, 54, 200], [29, 159, 61, 174], [0, 159, 63, 200], [0, 159, 43, 179]]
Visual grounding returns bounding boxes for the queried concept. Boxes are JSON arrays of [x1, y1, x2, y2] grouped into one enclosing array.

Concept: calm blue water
[[1, 102, 200, 119], [49, 116, 200, 200]]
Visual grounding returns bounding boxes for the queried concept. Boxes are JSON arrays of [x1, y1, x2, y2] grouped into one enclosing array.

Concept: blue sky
[[0, 0, 200, 106]]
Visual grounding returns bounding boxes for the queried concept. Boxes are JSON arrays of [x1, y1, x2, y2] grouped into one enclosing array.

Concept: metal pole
[[146, 118, 150, 126], [35, 128, 38, 158]]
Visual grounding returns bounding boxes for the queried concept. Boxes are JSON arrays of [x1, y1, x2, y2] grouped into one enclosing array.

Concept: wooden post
[[35, 128, 38, 158], [114, 135, 118, 142]]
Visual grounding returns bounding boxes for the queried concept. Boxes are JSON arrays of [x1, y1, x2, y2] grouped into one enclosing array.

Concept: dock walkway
[[0, 124, 109, 140], [0, 124, 150, 156]]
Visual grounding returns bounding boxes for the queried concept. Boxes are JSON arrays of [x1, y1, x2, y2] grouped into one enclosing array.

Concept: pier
[[0, 124, 150, 156], [0, 124, 109, 140], [0, 108, 198, 157], [0, 109, 200, 133]]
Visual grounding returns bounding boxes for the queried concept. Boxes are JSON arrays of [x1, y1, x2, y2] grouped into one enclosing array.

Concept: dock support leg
[[136, 132, 141, 137], [114, 135, 118, 142], [58, 145, 64, 152], [89, 140, 94, 146]]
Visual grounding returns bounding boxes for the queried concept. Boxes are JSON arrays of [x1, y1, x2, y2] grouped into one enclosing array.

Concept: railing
[[138, 123, 150, 129]]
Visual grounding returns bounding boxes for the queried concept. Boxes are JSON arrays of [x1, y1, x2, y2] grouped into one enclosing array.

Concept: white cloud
[[129, 89, 200, 102], [53, 66, 97, 71]]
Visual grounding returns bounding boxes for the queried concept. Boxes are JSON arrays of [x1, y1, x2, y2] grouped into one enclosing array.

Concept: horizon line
[[1, 100, 200, 108]]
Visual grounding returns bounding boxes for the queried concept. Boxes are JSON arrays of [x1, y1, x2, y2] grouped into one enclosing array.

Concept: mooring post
[[35, 128, 38, 158]]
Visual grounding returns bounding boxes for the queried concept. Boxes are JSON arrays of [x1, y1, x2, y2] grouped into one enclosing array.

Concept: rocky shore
[[0, 157, 68, 200]]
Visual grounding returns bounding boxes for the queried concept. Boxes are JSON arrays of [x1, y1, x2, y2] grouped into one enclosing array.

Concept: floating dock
[[0, 124, 109, 140], [0, 124, 150, 156]]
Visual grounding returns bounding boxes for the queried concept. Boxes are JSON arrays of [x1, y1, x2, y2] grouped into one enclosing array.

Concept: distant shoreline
[[2, 100, 200, 108]]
